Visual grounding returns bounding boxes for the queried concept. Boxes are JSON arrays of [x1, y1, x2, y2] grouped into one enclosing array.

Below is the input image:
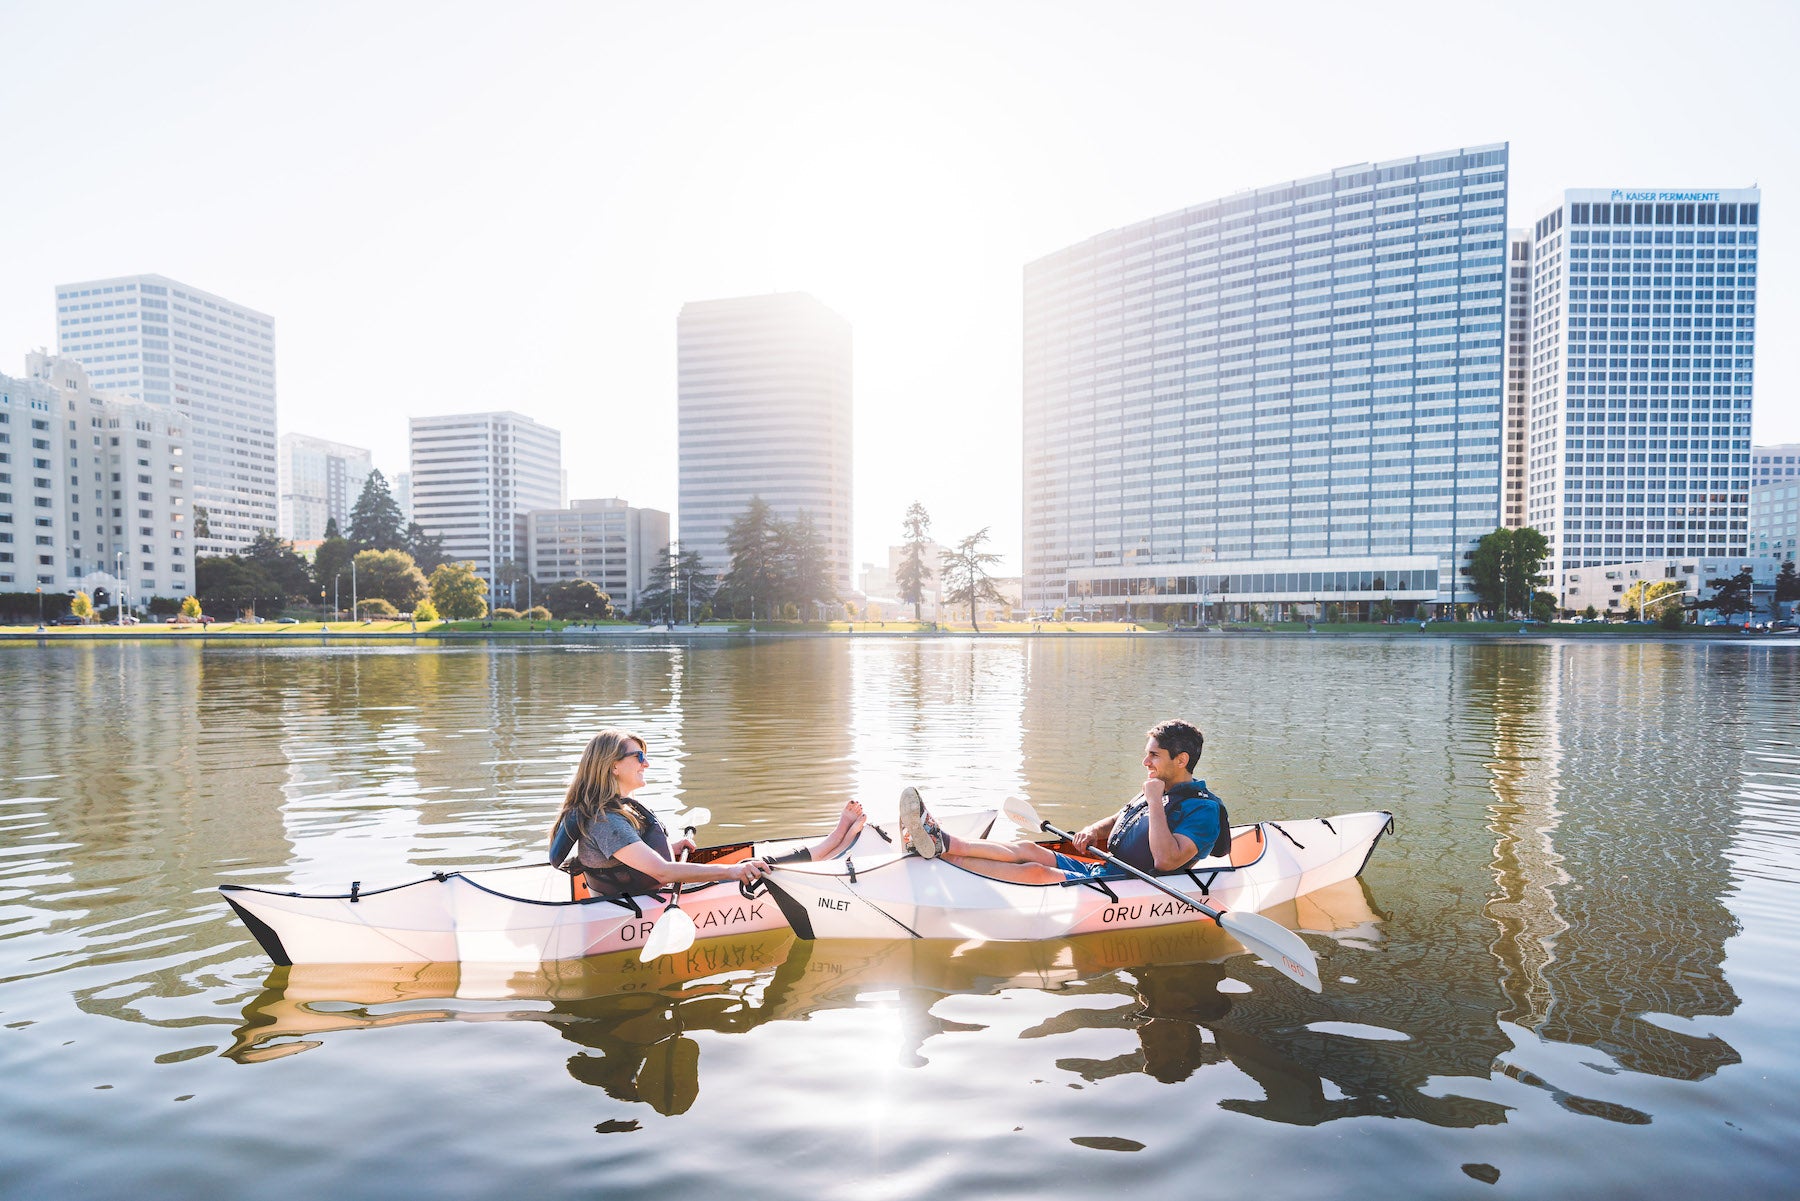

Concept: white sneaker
[[898, 786, 947, 859]]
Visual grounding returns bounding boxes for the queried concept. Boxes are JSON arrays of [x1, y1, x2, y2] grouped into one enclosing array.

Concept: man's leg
[[899, 787, 1059, 867]]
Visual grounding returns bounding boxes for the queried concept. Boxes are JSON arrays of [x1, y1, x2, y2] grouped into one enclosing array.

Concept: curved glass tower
[[1023, 145, 1510, 618]]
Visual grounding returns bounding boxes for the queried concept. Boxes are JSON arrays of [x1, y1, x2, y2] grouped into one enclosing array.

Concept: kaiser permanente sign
[[1610, 190, 1722, 202]]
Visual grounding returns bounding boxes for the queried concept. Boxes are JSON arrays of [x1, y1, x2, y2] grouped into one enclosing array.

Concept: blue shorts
[[1053, 852, 1112, 880]]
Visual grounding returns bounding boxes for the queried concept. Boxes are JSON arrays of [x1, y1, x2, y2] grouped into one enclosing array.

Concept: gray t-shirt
[[577, 810, 646, 868]]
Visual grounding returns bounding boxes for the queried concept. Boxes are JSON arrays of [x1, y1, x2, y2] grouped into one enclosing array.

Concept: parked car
[[277, 617, 300, 624], [56, 615, 85, 626]]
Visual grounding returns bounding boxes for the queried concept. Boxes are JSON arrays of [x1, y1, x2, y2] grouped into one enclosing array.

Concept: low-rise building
[[526, 498, 668, 613], [1752, 479, 1798, 569], [1560, 555, 1771, 619]]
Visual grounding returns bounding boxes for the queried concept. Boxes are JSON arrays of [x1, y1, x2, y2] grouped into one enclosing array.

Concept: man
[[898, 719, 1229, 883]]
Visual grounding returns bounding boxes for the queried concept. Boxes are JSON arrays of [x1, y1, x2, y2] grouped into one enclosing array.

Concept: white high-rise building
[[1503, 230, 1532, 528], [527, 498, 669, 613], [409, 412, 561, 589], [0, 353, 191, 601], [678, 293, 853, 593], [279, 433, 373, 543], [1024, 145, 1509, 618], [1524, 189, 1760, 584], [53, 274, 276, 554]]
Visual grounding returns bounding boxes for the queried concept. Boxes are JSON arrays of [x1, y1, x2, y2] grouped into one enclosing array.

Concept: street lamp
[[36, 587, 43, 631], [115, 551, 125, 626]]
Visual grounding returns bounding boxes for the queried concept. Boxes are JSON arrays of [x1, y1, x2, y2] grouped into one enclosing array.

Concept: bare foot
[[831, 800, 866, 843]]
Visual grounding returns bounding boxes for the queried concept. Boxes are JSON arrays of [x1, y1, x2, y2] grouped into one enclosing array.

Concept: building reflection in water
[[1472, 642, 1742, 1091]]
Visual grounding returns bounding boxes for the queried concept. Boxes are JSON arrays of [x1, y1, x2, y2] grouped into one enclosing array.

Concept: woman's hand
[[670, 836, 697, 860], [730, 858, 770, 885]]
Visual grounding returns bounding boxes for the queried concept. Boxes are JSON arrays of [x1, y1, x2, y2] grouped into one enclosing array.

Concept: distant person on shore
[[548, 729, 867, 896], [896, 719, 1228, 883]]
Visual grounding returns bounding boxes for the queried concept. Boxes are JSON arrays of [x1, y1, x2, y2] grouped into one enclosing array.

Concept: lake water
[[2, 635, 1797, 1199]]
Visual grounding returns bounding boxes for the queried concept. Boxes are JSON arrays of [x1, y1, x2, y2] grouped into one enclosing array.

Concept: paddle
[[640, 814, 709, 962], [999, 795, 1323, 993]]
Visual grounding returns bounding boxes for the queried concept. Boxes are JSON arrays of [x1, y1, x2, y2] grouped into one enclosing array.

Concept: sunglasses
[[624, 749, 648, 765]]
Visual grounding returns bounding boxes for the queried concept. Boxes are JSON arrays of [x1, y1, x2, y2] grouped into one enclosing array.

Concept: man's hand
[[1071, 827, 1097, 854], [1143, 777, 1165, 806]]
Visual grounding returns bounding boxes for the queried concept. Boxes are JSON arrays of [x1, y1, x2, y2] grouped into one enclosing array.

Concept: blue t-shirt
[[1106, 780, 1223, 873]]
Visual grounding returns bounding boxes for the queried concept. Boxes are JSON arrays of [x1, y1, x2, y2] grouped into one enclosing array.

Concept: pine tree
[[347, 470, 406, 551], [896, 501, 933, 621]]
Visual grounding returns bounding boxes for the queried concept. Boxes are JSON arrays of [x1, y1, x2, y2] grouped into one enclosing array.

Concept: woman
[[548, 729, 866, 896]]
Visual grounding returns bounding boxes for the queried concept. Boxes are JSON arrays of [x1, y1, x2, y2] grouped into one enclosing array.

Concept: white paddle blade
[[678, 807, 711, 830], [639, 903, 696, 962], [1000, 795, 1042, 831], [1221, 910, 1322, 993]]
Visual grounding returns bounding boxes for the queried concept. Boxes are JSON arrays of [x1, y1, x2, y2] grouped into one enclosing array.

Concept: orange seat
[[1228, 825, 1265, 867]]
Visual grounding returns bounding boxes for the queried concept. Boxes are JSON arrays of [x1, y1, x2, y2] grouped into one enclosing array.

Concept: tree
[[70, 591, 94, 623], [939, 528, 1006, 633], [353, 548, 428, 611], [414, 600, 439, 622], [313, 534, 357, 608], [180, 596, 202, 619], [719, 497, 781, 621], [1701, 567, 1755, 620], [776, 511, 835, 618], [195, 554, 279, 614], [1622, 579, 1685, 621], [403, 522, 449, 574], [1464, 527, 1549, 618], [348, 470, 406, 551], [543, 578, 613, 621], [323, 516, 341, 540], [356, 597, 398, 619], [1530, 591, 1558, 623], [896, 502, 934, 621], [192, 505, 211, 540], [1776, 560, 1799, 604], [242, 530, 314, 602], [641, 547, 714, 623], [495, 559, 533, 609], [429, 561, 488, 620]]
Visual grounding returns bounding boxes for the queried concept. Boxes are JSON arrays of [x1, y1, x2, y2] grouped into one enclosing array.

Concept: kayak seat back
[[1229, 824, 1265, 867]]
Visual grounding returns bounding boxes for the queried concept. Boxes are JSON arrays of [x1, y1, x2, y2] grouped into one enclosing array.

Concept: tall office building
[[393, 471, 413, 524], [54, 274, 276, 554], [278, 433, 373, 543], [527, 498, 669, 612], [408, 412, 561, 587], [0, 353, 191, 599], [1023, 145, 1509, 618], [677, 293, 853, 592], [1503, 230, 1533, 527], [1524, 189, 1760, 583]]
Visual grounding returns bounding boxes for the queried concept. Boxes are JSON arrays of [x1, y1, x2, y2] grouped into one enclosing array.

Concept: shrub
[[1658, 604, 1686, 631], [357, 597, 398, 618], [525, 606, 550, 620], [493, 607, 521, 620], [413, 600, 439, 622]]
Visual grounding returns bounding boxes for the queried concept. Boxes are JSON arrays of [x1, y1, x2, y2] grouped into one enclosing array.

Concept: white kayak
[[219, 809, 1004, 966], [759, 810, 1394, 942]]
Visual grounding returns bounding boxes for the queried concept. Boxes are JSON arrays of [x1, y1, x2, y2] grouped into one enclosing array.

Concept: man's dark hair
[[1148, 719, 1204, 773]]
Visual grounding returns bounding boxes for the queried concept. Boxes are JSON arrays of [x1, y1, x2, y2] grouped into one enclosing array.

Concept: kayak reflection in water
[[548, 728, 866, 897], [896, 719, 1227, 884]]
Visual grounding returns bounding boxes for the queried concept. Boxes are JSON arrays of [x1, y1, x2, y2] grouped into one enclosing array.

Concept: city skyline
[[2, 2, 1796, 573]]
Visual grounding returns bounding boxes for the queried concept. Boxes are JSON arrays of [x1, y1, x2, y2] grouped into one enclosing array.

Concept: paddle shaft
[[1036, 818, 1229, 924]]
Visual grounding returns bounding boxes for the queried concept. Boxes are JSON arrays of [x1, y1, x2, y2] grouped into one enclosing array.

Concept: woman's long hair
[[552, 729, 647, 838]]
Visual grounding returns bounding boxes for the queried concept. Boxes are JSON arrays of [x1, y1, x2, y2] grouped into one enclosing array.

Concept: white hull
[[760, 811, 1393, 942], [220, 810, 1002, 965]]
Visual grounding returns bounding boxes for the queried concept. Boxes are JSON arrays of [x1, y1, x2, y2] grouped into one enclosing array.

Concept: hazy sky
[[2, 1, 1795, 571]]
